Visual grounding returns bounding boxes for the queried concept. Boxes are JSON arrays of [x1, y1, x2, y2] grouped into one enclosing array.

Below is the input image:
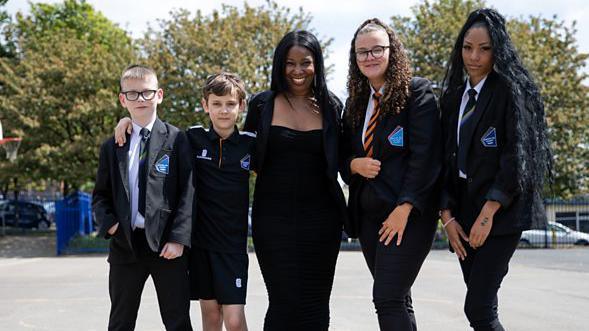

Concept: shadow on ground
[[0, 229, 55, 258]]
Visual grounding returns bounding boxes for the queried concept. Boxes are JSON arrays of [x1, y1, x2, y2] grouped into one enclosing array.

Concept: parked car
[[0, 200, 51, 230], [520, 222, 589, 247]]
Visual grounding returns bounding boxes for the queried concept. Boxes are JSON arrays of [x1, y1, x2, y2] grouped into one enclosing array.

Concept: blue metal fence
[[55, 192, 94, 255]]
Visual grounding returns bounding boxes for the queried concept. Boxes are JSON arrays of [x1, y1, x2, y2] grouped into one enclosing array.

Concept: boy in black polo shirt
[[186, 72, 254, 331]]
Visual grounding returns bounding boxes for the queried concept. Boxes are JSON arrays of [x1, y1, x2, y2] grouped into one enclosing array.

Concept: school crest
[[155, 154, 170, 174], [240, 154, 251, 171], [481, 127, 497, 148], [387, 126, 404, 147]]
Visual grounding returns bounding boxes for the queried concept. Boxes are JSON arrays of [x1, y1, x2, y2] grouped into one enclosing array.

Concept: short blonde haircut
[[119, 64, 158, 91]]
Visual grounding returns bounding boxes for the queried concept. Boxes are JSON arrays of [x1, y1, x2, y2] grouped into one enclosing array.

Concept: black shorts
[[189, 246, 248, 305]]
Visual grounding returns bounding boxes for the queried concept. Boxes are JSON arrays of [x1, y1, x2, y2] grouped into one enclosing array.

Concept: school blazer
[[439, 71, 528, 235], [92, 118, 194, 264], [243, 90, 348, 227], [340, 77, 442, 238]]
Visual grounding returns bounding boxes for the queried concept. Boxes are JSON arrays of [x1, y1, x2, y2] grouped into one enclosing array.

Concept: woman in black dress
[[243, 30, 347, 331], [340, 19, 441, 330], [439, 9, 551, 330]]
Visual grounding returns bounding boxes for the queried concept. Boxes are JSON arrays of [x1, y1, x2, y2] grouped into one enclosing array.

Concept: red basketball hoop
[[0, 137, 22, 163]]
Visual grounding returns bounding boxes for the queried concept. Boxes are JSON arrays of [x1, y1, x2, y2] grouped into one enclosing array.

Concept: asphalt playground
[[0, 241, 587, 330]]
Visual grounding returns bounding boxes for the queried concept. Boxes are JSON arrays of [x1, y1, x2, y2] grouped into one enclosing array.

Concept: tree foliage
[[0, 0, 136, 194], [392, 0, 589, 198], [140, 0, 331, 129]]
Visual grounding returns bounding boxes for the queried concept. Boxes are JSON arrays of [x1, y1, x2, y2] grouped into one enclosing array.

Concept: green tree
[[392, 0, 589, 198], [140, 0, 331, 130], [0, 0, 136, 194], [0, 0, 14, 58]]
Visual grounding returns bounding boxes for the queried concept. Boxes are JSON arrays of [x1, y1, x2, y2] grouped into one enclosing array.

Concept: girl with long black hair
[[439, 8, 551, 331], [244, 30, 347, 331]]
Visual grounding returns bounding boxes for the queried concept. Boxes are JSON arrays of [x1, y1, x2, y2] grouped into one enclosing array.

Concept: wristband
[[443, 217, 456, 228]]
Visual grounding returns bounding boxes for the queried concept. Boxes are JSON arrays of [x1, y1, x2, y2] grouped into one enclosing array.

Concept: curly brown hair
[[346, 18, 412, 128]]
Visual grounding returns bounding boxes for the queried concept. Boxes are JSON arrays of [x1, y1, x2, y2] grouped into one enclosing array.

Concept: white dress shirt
[[456, 75, 487, 178], [128, 119, 155, 229]]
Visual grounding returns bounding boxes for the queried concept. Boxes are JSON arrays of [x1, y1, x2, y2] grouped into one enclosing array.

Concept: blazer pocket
[[155, 208, 172, 241], [159, 208, 172, 223]]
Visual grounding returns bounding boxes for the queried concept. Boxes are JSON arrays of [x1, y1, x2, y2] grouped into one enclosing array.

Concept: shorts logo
[[155, 155, 169, 174], [240, 154, 251, 171], [196, 149, 212, 160], [235, 278, 242, 288], [387, 126, 404, 147], [481, 127, 497, 148]]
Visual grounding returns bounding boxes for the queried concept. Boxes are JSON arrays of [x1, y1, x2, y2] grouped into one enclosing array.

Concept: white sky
[[5, 0, 589, 97]]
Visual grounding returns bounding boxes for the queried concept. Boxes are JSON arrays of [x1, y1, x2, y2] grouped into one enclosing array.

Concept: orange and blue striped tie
[[363, 92, 382, 157]]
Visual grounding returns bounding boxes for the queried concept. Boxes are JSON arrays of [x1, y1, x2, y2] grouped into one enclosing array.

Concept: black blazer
[[92, 118, 194, 264], [243, 90, 348, 227], [340, 77, 442, 238], [440, 71, 528, 235]]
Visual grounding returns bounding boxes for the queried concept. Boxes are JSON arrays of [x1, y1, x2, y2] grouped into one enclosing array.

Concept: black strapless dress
[[252, 126, 341, 331]]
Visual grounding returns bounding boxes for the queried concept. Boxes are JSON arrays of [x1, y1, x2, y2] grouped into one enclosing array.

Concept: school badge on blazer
[[481, 127, 498, 147], [240, 154, 251, 171], [155, 154, 170, 174], [387, 126, 404, 147]]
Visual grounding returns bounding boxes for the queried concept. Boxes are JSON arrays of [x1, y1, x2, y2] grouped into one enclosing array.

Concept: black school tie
[[458, 88, 477, 175], [138, 128, 150, 217]]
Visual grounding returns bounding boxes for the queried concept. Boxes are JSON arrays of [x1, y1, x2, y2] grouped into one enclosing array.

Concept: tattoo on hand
[[481, 217, 489, 226]]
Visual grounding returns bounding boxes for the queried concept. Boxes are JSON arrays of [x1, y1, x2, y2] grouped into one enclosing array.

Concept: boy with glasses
[[93, 64, 194, 331], [113, 72, 254, 331]]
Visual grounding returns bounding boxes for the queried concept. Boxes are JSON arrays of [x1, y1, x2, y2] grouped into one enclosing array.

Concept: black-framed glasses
[[121, 90, 157, 101], [355, 45, 390, 61]]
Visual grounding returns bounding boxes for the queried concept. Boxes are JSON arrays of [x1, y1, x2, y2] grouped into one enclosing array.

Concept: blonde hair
[[119, 64, 158, 91]]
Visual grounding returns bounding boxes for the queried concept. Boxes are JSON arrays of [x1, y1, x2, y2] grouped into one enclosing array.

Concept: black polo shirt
[[186, 125, 255, 253]]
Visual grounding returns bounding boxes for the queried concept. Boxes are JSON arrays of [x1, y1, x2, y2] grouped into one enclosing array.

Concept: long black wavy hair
[[441, 8, 552, 226], [270, 30, 336, 114]]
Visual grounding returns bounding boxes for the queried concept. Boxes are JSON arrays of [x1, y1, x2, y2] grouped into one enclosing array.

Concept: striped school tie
[[460, 88, 478, 127], [457, 88, 477, 174], [138, 127, 150, 217], [363, 91, 382, 158]]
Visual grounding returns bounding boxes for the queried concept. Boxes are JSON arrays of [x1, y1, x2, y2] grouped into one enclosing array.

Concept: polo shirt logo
[[196, 149, 212, 160], [155, 155, 170, 174], [240, 154, 251, 171], [481, 127, 497, 148], [387, 126, 404, 147]]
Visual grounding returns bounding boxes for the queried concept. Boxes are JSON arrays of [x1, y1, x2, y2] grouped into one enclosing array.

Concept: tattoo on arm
[[481, 217, 489, 226]]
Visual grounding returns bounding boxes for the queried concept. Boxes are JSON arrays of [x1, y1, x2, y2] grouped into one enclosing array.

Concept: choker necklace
[[284, 93, 320, 115]]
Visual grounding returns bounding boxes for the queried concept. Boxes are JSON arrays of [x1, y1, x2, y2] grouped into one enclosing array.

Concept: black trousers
[[358, 184, 436, 331], [459, 233, 521, 331], [108, 229, 192, 331]]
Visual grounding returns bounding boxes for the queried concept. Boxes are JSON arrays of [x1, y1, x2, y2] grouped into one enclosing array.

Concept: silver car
[[520, 222, 589, 247]]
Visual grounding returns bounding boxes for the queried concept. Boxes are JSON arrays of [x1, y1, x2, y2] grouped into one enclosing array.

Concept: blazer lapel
[[461, 73, 495, 158], [322, 102, 336, 176], [115, 136, 131, 202], [258, 91, 275, 170], [147, 118, 168, 175], [449, 87, 464, 151], [355, 97, 371, 156]]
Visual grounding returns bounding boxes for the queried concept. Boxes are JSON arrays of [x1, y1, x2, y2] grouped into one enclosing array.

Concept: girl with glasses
[[340, 18, 442, 330]]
